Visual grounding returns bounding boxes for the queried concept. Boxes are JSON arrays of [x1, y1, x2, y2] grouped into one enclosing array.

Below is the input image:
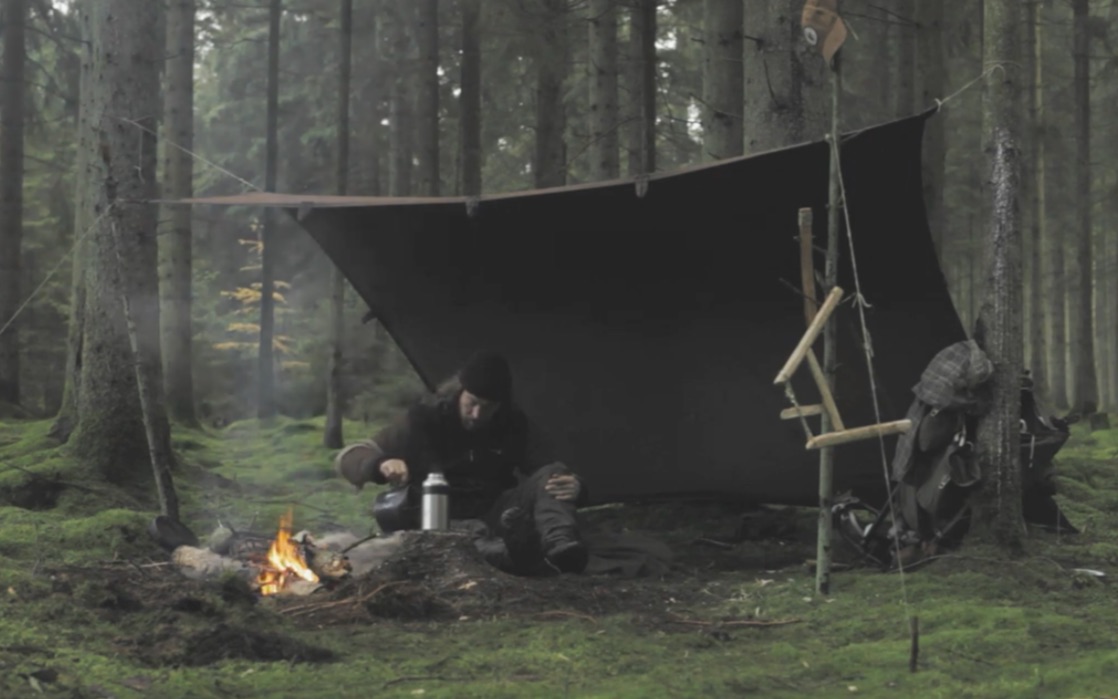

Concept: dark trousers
[[381, 463, 580, 573], [484, 462, 580, 546], [468, 463, 582, 574]]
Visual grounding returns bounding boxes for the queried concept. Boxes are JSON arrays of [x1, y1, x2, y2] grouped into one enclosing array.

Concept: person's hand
[[379, 459, 410, 486], [545, 474, 581, 502]]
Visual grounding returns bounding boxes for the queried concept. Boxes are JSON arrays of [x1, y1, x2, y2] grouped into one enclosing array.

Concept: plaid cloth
[[891, 340, 993, 480], [912, 340, 993, 409]]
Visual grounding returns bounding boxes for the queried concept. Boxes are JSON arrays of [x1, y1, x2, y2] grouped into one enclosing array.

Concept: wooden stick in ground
[[909, 615, 920, 672], [817, 46, 844, 598], [110, 221, 180, 522]]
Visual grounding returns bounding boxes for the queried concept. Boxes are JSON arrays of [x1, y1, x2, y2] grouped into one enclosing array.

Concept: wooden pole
[[817, 47, 842, 597]]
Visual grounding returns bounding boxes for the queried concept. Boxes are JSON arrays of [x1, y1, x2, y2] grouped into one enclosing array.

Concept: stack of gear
[[834, 340, 1077, 569]]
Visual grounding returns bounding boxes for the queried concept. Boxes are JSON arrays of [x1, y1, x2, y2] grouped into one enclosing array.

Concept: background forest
[[2, 3, 1118, 697], [0, 0, 1115, 443]]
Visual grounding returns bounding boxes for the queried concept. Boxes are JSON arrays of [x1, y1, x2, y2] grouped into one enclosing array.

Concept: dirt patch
[[39, 562, 336, 668], [23, 503, 832, 667], [274, 530, 690, 627], [2, 478, 66, 510], [131, 621, 337, 667]]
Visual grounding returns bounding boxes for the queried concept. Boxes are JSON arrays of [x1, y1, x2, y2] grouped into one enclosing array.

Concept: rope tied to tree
[[933, 62, 1013, 112]]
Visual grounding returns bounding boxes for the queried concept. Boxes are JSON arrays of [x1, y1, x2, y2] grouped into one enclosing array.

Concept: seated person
[[336, 350, 590, 574]]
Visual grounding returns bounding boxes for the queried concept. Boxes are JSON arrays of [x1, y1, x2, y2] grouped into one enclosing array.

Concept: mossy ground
[[1, 416, 1117, 698]]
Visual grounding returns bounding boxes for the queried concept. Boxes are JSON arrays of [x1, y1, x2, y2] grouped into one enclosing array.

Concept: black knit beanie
[[458, 350, 512, 403]]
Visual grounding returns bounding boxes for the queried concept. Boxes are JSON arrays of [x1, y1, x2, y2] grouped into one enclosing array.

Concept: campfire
[[162, 510, 380, 598], [256, 509, 320, 596]]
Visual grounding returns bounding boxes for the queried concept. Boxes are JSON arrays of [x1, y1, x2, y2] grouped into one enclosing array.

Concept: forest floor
[[1, 415, 1117, 698]]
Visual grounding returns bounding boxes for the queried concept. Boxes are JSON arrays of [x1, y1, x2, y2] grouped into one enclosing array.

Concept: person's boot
[[498, 506, 544, 574], [542, 527, 588, 574]]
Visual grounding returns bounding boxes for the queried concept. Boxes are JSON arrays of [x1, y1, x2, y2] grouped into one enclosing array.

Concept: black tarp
[[184, 109, 967, 507]]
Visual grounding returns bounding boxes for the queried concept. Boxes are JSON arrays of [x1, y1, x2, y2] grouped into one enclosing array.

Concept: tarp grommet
[[634, 175, 649, 199], [465, 196, 481, 218]]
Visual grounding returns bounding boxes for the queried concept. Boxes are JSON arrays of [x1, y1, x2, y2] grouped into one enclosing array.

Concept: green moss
[[2, 414, 1118, 697]]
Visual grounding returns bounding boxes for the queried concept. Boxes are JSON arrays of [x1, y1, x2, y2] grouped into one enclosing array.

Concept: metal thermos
[[421, 472, 450, 530]]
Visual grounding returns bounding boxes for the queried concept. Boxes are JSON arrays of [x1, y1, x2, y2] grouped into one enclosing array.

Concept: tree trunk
[[459, 0, 482, 195], [625, 0, 656, 177], [701, 0, 743, 160], [1108, 0, 1118, 411], [414, 0, 439, 196], [0, 0, 27, 407], [160, 0, 197, 427], [69, 0, 165, 485], [1024, 0, 1047, 399], [1069, 0, 1096, 415], [1038, 0, 1066, 409], [741, 0, 827, 154], [49, 237, 85, 441], [51, 9, 93, 442], [257, 0, 281, 420], [587, 0, 619, 180], [361, 5, 385, 195], [972, 0, 1024, 551], [534, 0, 567, 188], [915, 0, 946, 258], [894, 0, 916, 118], [110, 221, 179, 520], [324, 0, 353, 450], [389, 0, 414, 196]]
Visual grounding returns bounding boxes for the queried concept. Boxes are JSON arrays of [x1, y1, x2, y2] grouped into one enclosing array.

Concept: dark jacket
[[363, 383, 588, 517]]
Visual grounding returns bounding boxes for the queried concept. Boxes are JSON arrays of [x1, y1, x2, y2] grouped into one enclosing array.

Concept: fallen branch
[[357, 580, 410, 604], [533, 610, 598, 624], [382, 675, 464, 689], [665, 613, 800, 628], [692, 537, 734, 550], [341, 533, 379, 554], [280, 580, 409, 617]]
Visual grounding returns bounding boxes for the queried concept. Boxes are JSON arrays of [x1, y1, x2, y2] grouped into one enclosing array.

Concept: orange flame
[[257, 509, 318, 596]]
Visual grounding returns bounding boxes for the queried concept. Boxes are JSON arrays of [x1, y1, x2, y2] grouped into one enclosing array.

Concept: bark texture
[[972, 0, 1025, 550], [0, 0, 27, 406], [69, 0, 168, 486], [534, 0, 568, 188], [915, 0, 946, 258], [1024, 0, 1047, 398], [701, 0, 743, 160], [587, 0, 619, 180], [459, 0, 482, 195], [414, 0, 439, 196], [160, 0, 198, 426], [741, 0, 827, 154], [324, 0, 353, 450], [626, 0, 657, 177], [257, 0, 281, 419], [1069, 0, 1096, 415]]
